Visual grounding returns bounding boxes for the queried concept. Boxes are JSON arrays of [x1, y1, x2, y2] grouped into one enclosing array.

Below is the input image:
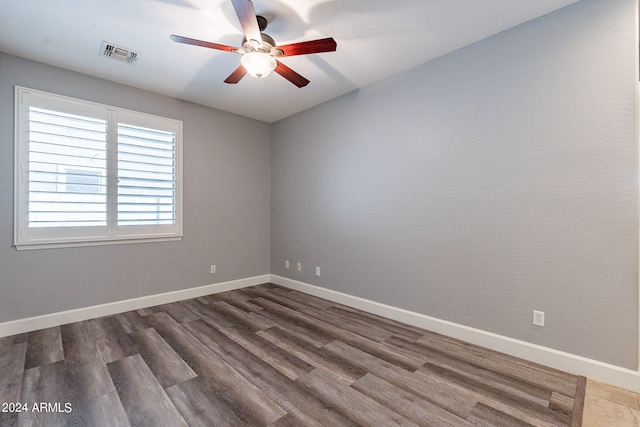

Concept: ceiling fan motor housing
[[242, 33, 280, 54]]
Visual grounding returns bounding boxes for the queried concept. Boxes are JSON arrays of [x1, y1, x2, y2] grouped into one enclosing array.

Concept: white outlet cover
[[285, 260, 290, 269], [315, 267, 321, 276], [533, 310, 545, 327]]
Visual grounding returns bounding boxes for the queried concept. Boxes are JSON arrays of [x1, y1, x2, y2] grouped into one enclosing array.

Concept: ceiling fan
[[170, 0, 337, 88]]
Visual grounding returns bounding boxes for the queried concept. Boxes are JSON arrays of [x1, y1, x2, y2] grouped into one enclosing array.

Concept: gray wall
[[271, 0, 638, 369], [0, 53, 271, 323]]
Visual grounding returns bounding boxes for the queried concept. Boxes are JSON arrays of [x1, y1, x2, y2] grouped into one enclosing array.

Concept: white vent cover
[[101, 41, 139, 64]]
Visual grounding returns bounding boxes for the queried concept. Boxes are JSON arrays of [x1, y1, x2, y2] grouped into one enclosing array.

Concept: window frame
[[14, 86, 183, 250]]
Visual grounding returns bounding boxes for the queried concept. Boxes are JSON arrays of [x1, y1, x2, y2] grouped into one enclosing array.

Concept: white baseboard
[[270, 274, 640, 394], [0, 274, 270, 337]]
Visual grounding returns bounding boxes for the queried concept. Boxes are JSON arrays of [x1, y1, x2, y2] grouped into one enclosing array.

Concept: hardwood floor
[[0, 283, 585, 426]]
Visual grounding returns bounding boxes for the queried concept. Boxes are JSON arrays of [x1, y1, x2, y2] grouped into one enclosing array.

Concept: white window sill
[[14, 235, 183, 250]]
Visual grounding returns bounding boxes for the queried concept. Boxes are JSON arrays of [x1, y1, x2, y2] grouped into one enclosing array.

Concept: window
[[14, 87, 183, 249]]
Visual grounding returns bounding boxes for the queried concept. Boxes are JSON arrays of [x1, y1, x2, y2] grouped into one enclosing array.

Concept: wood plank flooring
[[0, 283, 585, 426]]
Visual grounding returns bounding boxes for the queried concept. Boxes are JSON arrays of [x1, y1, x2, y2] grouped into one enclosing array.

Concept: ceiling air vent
[[101, 41, 139, 64]]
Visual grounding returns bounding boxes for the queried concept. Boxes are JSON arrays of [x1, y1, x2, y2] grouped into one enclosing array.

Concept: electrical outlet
[[285, 260, 290, 269], [297, 262, 302, 273], [210, 265, 216, 274], [315, 267, 321, 277], [533, 310, 545, 327]]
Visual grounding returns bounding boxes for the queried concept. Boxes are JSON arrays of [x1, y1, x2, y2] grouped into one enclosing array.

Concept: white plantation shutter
[[15, 87, 183, 249], [117, 123, 176, 226], [28, 107, 108, 228]]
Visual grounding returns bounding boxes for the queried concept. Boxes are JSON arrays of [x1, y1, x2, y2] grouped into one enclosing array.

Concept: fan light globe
[[241, 52, 276, 79]]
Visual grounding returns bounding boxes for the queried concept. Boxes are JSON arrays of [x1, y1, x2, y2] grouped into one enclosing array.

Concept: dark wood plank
[[209, 300, 273, 332], [216, 291, 265, 312], [257, 326, 367, 385], [89, 316, 137, 364], [550, 391, 575, 415], [65, 357, 128, 426], [327, 305, 426, 342], [184, 319, 359, 427], [114, 310, 151, 333], [570, 376, 587, 427], [128, 327, 197, 388], [466, 403, 535, 427], [296, 368, 419, 426], [416, 332, 578, 397], [252, 307, 335, 347], [328, 303, 429, 337], [178, 299, 249, 332], [416, 364, 571, 426], [61, 320, 127, 427], [69, 389, 131, 427], [391, 335, 553, 408], [24, 327, 64, 369], [195, 293, 222, 305], [0, 342, 27, 401], [165, 377, 250, 427], [158, 302, 200, 323], [61, 320, 120, 412], [246, 287, 308, 311], [0, 342, 27, 427], [60, 321, 103, 364], [0, 332, 28, 346], [146, 312, 287, 426], [351, 373, 475, 427], [268, 287, 335, 310], [323, 340, 477, 419], [219, 324, 314, 380], [136, 306, 162, 316], [18, 360, 73, 427], [298, 304, 394, 342], [107, 354, 188, 427], [268, 410, 325, 427], [252, 296, 426, 371], [237, 285, 284, 301]]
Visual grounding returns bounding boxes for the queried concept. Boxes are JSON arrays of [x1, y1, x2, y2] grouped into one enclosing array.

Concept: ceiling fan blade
[[230, 0, 263, 47], [276, 37, 337, 57], [224, 65, 248, 84], [170, 35, 237, 53], [274, 60, 310, 88]]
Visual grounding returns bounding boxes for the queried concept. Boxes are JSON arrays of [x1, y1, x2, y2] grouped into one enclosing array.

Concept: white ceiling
[[0, 0, 580, 123]]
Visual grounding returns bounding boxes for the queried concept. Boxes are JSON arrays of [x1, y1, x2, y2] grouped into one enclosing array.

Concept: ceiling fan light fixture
[[241, 51, 276, 79], [171, 1, 336, 87]]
